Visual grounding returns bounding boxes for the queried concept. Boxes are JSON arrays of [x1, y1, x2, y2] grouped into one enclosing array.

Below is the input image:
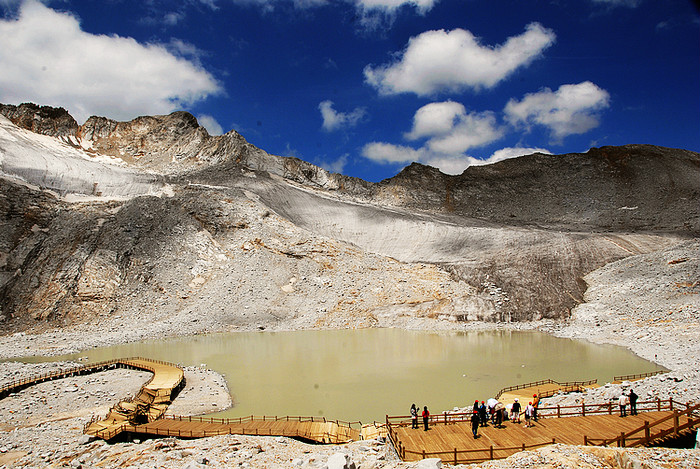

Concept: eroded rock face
[[0, 103, 698, 331], [0, 103, 78, 138], [76, 249, 121, 301]]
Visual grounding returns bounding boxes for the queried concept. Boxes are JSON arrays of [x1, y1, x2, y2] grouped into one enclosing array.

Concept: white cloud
[[0, 0, 222, 122], [405, 101, 504, 154], [197, 114, 224, 135], [361, 142, 427, 164], [355, 0, 437, 12], [226, 0, 436, 12], [362, 143, 553, 175], [504, 81, 610, 139], [319, 154, 349, 174], [364, 22, 556, 96], [481, 146, 551, 165], [362, 99, 507, 175], [319, 100, 366, 131]]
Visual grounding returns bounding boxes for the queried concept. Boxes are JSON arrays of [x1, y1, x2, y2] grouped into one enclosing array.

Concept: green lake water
[[16, 328, 662, 423]]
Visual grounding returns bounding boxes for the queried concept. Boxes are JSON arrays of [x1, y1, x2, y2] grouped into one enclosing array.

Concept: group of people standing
[[409, 394, 540, 439], [410, 404, 431, 431], [618, 389, 638, 417]]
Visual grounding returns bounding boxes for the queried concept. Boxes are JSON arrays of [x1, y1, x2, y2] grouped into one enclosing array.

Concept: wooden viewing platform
[[3, 358, 696, 455], [387, 399, 700, 464]]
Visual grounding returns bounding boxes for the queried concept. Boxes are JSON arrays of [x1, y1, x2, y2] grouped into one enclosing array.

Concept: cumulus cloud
[[504, 81, 610, 139], [0, 0, 222, 122], [361, 100, 507, 175], [197, 114, 224, 135], [226, 0, 437, 12], [364, 22, 556, 96], [482, 146, 551, 165], [362, 143, 552, 175], [318, 154, 349, 174], [405, 101, 503, 154], [319, 100, 366, 131]]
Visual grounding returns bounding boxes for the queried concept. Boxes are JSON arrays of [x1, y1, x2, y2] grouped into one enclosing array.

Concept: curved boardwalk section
[[83, 358, 185, 439]]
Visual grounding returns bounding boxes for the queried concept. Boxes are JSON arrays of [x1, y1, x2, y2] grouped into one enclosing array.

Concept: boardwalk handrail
[[386, 398, 697, 465], [584, 401, 700, 447], [0, 356, 184, 399], [494, 378, 598, 400], [612, 370, 665, 382], [162, 414, 364, 430]]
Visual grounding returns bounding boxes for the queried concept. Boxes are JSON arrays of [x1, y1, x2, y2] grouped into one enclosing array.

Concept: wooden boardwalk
[[3, 359, 695, 454], [388, 400, 700, 464], [84, 358, 185, 439]]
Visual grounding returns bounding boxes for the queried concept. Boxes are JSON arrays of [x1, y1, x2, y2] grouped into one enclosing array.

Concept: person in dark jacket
[[422, 406, 430, 431], [470, 410, 479, 438], [478, 401, 487, 426], [629, 389, 638, 415]]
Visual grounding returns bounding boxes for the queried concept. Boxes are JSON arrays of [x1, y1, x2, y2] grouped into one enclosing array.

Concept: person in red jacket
[[422, 406, 430, 431]]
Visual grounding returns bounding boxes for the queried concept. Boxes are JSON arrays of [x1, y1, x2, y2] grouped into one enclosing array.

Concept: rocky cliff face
[[0, 103, 697, 332]]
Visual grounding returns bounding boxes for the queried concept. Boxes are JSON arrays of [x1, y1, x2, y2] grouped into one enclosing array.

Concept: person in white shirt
[[619, 393, 629, 417]]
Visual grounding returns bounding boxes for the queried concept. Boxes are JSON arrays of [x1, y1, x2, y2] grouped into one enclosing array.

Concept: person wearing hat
[[511, 398, 521, 423], [532, 394, 539, 421]]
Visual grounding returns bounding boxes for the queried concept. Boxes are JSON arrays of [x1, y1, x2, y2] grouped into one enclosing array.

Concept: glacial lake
[[17, 329, 662, 423]]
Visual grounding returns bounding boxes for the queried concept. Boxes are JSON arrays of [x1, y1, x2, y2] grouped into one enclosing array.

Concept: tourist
[[478, 401, 488, 426], [410, 403, 418, 429], [619, 392, 628, 417], [422, 406, 430, 431], [487, 398, 498, 424], [494, 401, 504, 427], [472, 399, 479, 413], [629, 389, 638, 415], [532, 393, 539, 421], [511, 398, 521, 423], [471, 410, 479, 438], [524, 401, 535, 427]]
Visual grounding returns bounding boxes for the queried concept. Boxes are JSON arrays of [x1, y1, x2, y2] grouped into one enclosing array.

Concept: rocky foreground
[[0, 241, 697, 468]]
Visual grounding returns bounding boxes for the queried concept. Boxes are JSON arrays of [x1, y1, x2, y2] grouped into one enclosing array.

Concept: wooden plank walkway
[[120, 416, 362, 444], [388, 400, 700, 464]]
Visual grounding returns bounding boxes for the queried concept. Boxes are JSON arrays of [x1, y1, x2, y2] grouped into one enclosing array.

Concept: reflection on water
[[15, 329, 662, 423]]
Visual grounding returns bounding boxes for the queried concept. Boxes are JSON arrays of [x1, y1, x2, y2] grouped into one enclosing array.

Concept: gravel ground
[[0, 240, 698, 468]]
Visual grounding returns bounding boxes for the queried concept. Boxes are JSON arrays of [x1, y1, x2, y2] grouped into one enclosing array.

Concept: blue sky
[[1, 0, 698, 182]]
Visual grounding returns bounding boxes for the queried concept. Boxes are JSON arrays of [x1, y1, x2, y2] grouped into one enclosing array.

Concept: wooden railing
[[495, 378, 598, 400], [584, 401, 700, 447], [162, 414, 364, 429], [613, 370, 666, 382], [386, 398, 697, 464], [0, 358, 127, 398], [89, 414, 364, 442]]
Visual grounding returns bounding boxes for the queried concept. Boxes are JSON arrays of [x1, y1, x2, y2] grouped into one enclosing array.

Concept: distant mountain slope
[[0, 103, 697, 333], [371, 145, 699, 233]]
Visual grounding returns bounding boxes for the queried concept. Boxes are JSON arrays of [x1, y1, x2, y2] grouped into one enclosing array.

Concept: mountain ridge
[[0, 102, 697, 332]]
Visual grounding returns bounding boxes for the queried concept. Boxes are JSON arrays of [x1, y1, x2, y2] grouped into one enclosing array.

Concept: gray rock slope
[[0, 103, 697, 333]]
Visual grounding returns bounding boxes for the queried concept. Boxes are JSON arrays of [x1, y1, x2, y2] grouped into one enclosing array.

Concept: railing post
[[619, 432, 625, 447], [657, 397, 661, 411], [584, 435, 588, 445], [490, 445, 494, 460], [670, 399, 674, 411], [582, 402, 586, 417], [454, 448, 457, 465], [674, 412, 679, 436], [644, 421, 650, 443], [557, 405, 561, 418]]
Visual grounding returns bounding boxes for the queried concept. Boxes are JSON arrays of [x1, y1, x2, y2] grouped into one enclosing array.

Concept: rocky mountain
[[0, 103, 697, 336]]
